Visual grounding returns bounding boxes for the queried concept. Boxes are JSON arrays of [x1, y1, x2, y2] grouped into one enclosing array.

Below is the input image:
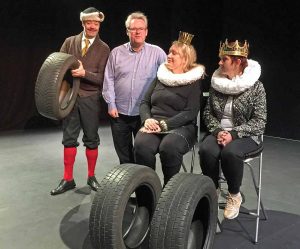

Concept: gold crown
[[178, 31, 194, 45], [219, 39, 249, 58]]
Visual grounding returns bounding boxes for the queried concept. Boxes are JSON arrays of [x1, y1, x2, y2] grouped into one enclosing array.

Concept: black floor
[[0, 125, 299, 249]]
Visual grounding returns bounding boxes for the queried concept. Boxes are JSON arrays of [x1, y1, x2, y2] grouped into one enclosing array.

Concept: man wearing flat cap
[[50, 7, 110, 195]]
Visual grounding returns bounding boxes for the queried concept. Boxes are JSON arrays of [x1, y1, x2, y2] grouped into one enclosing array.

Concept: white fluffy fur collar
[[157, 63, 204, 87], [211, 59, 261, 95]]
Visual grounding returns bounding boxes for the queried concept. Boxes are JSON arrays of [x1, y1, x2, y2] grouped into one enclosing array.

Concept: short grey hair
[[125, 11, 148, 29]]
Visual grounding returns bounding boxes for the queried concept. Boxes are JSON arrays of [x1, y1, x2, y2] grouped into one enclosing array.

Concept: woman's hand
[[140, 126, 162, 133], [144, 118, 160, 132], [217, 131, 232, 146]]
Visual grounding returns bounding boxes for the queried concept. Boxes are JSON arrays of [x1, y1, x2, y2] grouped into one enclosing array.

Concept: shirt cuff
[[108, 103, 117, 112]]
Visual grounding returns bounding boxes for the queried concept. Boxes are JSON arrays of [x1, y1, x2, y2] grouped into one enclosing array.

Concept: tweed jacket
[[203, 60, 267, 144], [60, 32, 110, 96]]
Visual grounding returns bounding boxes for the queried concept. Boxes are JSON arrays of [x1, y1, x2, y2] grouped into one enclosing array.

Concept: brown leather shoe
[[50, 179, 76, 195], [87, 176, 100, 191]]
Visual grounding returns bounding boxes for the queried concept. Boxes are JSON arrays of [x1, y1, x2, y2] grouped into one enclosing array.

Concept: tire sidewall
[[89, 164, 162, 249]]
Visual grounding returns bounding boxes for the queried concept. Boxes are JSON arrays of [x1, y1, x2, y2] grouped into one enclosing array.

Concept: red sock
[[86, 148, 98, 177], [63, 147, 77, 181]]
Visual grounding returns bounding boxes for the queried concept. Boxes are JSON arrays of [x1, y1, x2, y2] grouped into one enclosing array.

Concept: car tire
[[89, 164, 162, 249], [35, 52, 80, 120], [149, 173, 218, 249]]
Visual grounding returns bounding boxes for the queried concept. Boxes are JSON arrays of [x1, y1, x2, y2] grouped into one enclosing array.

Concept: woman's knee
[[160, 134, 189, 156], [159, 141, 183, 159], [134, 133, 157, 155], [199, 136, 220, 158], [221, 145, 242, 160], [199, 142, 210, 156], [134, 142, 152, 157]]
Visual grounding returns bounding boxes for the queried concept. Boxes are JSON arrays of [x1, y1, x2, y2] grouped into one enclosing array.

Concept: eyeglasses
[[127, 27, 147, 33]]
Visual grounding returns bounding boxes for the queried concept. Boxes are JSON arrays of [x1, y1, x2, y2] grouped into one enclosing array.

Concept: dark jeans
[[134, 131, 191, 185], [110, 114, 141, 164], [62, 94, 100, 149], [199, 134, 262, 194]]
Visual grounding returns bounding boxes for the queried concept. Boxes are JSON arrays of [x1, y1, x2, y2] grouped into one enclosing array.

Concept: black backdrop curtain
[[0, 0, 299, 140]]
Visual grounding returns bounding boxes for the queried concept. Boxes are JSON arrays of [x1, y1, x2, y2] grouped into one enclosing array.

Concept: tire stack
[[89, 164, 218, 249]]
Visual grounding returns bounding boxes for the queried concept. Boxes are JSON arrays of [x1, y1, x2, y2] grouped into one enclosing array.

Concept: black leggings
[[199, 135, 261, 194], [134, 131, 190, 185]]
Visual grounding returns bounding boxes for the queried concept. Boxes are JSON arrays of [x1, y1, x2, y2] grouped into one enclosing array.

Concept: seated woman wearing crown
[[199, 39, 267, 219], [134, 32, 205, 186]]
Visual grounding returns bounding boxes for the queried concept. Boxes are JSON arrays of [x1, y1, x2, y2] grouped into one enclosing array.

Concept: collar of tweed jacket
[[211, 59, 261, 95]]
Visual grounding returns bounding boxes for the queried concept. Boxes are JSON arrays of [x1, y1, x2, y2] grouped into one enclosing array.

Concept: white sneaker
[[224, 192, 242, 219]]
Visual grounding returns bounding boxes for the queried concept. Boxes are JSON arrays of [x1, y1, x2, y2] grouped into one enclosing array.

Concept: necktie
[[82, 39, 90, 57]]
